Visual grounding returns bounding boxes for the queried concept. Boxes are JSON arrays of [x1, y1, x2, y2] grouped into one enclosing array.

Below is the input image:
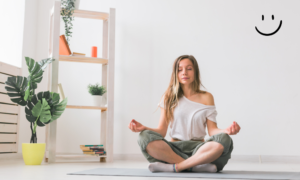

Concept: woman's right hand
[[128, 119, 146, 133]]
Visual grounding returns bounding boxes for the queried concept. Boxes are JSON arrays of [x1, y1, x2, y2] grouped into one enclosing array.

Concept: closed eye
[[179, 69, 192, 71]]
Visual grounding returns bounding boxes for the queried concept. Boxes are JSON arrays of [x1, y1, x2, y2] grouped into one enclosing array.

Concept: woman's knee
[[137, 130, 164, 151], [210, 133, 233, 154]]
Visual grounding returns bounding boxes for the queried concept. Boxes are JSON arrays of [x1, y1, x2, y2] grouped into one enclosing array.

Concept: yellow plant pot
[[22, 143, 46, 165]]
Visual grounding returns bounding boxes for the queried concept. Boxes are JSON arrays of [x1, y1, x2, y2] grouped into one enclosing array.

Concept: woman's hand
[[224, 121, 241, 135], [128, 119, 146, 133]]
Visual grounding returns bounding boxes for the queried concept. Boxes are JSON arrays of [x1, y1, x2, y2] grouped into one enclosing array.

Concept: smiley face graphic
[[255, 15, 282, 36]]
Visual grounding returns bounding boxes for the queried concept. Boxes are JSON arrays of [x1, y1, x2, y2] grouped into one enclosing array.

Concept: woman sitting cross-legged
[[128, 55, 241, 173]]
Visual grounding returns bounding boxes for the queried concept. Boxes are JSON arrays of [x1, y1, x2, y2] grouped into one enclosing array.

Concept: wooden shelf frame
[[72, 9, 109, 20], [46, 1, 115, 163], [66, 105, 107, 111], [59, 55, 108, 64]]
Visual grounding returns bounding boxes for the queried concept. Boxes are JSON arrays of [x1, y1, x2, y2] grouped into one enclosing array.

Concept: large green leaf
[[25, 57, 43, 83], [38, 57, 55, 70], [5, 76, 29, 106], [31, 98, 51, 133], [50, 97, 68, 123], [31, 98, 51, 123], [26, 91, 52, 126], [49, 92, 60, 106], [24, 57, 44, 101], [25, 91, 67, 127]]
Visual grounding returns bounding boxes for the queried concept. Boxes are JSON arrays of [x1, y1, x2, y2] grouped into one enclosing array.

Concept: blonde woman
[[128, 55, 240, 173]]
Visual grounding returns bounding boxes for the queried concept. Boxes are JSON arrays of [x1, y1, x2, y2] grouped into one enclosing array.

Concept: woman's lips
[[182, 78, 189, 80]]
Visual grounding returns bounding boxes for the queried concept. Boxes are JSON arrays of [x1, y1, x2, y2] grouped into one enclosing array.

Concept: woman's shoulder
[[198, 91, 215, 106]]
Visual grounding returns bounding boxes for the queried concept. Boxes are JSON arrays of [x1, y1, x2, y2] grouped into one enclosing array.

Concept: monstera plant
[[4, 57, 68, 144]]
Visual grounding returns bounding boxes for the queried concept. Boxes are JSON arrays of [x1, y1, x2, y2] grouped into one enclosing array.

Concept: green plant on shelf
[[61, 0, 77, 45], [4, 57, 68, 143], [87, 83, 107, 96]]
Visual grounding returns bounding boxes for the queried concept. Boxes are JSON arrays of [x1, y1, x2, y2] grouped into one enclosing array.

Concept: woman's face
[[177, 58, 194, 86]]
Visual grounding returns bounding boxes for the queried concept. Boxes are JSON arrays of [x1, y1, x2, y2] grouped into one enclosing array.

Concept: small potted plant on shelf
[[87, 83, 107, 107], [5, 57, 68, 165]]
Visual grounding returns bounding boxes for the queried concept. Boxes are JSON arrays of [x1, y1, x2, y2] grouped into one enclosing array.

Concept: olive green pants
[[137, 130, 233, 172]]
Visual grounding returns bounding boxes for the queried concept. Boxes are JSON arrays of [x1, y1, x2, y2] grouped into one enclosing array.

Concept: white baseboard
[[2, 153, 300, 164]]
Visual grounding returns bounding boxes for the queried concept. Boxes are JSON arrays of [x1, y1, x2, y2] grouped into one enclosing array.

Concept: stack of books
[[80, 145, 106, 156]]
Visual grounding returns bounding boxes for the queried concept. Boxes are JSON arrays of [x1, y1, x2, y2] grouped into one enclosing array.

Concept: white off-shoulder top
[[158, 94, 218, 141]]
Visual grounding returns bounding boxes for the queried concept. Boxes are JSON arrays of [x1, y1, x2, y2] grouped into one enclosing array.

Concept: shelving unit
[[45, 1, 115, 163]]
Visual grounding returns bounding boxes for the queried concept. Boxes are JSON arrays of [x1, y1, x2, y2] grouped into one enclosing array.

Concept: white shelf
[[59, 55, 108, 64], [66, 105, 107, 111]]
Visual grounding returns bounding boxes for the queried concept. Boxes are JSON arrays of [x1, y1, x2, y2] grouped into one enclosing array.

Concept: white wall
[[18, 0, 39, 152], [19, 0, 300, 157], [0, 0, 36, 152], [0, 1, 25, 68]]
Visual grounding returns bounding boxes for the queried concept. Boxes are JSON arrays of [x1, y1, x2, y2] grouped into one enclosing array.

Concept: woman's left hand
[[224, 121, 240, 135]]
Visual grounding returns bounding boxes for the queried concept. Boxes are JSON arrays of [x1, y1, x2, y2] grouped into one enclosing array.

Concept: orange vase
[[91, 46, 97, 57]]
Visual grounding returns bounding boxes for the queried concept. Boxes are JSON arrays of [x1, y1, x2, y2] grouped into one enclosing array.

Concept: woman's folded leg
[[192, 132, 234, 172], [137, 130, 189, 163]]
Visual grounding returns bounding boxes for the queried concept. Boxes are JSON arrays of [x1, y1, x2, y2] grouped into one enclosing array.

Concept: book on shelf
[[83, 151, 106, 155], [80, 145, 105, 151], [81, 147, 104, 151], [83, 150, 104, 153], [59, 34, 71, 55], [82, 154, 103, 156], [82, 150, 94, 152], [80, 145, 103, 147], [72, 52, 86, 56]]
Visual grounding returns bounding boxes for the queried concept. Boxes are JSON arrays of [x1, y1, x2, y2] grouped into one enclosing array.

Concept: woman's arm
[[207, 119, 241, 136], [206, 119, 225, 136]]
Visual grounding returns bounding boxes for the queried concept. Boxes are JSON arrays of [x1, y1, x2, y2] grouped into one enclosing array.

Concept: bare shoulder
[[200, 92, 215, 106]]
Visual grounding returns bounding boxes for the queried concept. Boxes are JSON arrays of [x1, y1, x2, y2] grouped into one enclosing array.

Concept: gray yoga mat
[[68, 168, 300, 179]]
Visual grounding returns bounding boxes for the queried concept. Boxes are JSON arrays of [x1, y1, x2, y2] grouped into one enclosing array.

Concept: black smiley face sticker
[[255, 15, 282, 36]]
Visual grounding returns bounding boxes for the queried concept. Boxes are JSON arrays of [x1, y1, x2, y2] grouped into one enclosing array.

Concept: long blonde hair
[[155, 55, 207, 125]]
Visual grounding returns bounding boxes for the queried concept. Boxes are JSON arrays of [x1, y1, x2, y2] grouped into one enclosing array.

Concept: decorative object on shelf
[[87, 83, 106, 107], [91, 46, 98, 57], [59, 34, 72, 55], [4, 57, 68, 165], [60, 0, 76, 45], [72, 52, 85, 56]]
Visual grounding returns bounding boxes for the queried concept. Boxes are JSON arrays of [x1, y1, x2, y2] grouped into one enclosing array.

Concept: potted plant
[[4, 57, 68, 165], [60, 0, 77, 45], [87, 83, 107, 107]]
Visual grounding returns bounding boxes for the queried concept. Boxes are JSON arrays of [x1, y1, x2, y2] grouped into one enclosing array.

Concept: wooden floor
[[0, 158, 300, 180]]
